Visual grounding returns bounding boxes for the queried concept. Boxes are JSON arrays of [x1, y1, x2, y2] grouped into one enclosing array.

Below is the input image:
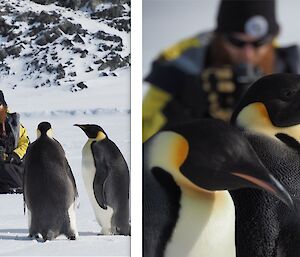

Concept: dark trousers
[[0, 162, 23, 193]]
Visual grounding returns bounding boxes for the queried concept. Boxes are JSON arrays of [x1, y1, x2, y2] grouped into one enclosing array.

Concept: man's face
[[222, 33, 274, 66]]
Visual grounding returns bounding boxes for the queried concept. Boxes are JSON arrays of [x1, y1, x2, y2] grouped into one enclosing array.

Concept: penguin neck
[[236, 102, 300, 142], [165, 186, 236, 257]]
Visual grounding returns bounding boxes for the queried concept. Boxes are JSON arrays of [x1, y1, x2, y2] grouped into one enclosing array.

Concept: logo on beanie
[[244, 15, 268, 38]]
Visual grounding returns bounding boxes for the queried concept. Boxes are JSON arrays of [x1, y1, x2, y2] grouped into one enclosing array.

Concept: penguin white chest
[[81, 141, 114, 234], [164, 190, 236, 257]]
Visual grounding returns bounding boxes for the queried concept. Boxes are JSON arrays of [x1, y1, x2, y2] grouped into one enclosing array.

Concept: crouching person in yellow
[[0, 90, 30, 194]]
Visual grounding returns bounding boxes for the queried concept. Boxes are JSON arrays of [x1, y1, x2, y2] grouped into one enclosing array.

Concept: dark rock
[[27, 24, 45, 37], [61, 39, 74, 47], [91, 5, 125, 20], [0, 63, 10, 75], [93, 30, 122, 43], [15, 11, 36, 22], [69, 72, 77, 77], [99, 72, 108, 76], [59, 20, 85, 35], [112, 43, 123, 51], [6, 45, 23, 57], [87, 0, 103, 11], [98, 52, 122, 71], [80, 49, 88, 58], [73, 34, 84, 44], [35, 27, 62, 46], [0, 18, 17, 37], [98, 52, 130, 71], [98, 43, 112, 52], [107, 18, 130, 32], [0, 48, 8, 61], [94, 59, 103, 65], [46, 63, 65, 79], [85, 66, 93, 72], [77, 81, 88, 89], [30, 11, 60, 25], [7, 31, 22, 41], [31, 0, 56, 4], [56, 64, 65, 79]]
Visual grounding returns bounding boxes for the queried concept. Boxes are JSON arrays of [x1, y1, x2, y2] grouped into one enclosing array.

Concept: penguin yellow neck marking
[[36, 129, 53, 139], [148, 131, 211, 194], [237, 102, 300, 142], [95, 131, 106, 141]]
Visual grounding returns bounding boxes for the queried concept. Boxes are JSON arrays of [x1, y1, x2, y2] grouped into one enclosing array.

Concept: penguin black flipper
[[91, 141, 108, 210], [143, 165, 181, 257], [66, 160, 78, 198], [275, 133, 300, 150]]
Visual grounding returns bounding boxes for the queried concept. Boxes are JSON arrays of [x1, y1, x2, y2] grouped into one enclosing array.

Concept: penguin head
[[146, 119, 292, 207], [231, 73, 300, 139], [37, 121, 53, 139], [74, 124, 107, 140]]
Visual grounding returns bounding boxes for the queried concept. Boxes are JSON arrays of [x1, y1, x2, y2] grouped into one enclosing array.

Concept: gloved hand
[[6, 152, 21, 165]]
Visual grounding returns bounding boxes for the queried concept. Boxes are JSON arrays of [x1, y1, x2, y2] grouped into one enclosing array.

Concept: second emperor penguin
[[75, 124, 130, 235], [230, 73, 300, 257]]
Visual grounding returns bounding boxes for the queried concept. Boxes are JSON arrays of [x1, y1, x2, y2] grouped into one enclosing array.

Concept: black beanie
[[216, 0, 279, 37], [0, 91, 7, 107]]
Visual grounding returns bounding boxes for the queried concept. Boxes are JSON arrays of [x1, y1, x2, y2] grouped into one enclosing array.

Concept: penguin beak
[[231, 170, 293, 208], [74, 124, 83, 128]]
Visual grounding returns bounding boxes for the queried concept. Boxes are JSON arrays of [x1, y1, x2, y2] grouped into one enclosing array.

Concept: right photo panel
[[143, 1, 300, 257]]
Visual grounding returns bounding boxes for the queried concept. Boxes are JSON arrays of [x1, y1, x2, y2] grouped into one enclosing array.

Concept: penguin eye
[[280, 88, 296, 101]]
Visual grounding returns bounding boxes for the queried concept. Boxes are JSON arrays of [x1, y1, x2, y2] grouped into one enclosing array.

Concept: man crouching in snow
[[0, 90, 29, 194]]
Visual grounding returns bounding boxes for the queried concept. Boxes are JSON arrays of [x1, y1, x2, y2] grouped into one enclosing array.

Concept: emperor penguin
[[74, 124, 130, 235], [143, 118, 292, 257], [230, 73, 300, 257], [24, 122, 78, 241]]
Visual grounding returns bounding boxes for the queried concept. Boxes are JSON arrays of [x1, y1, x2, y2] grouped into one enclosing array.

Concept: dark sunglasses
[[224, 34, 273, 48]]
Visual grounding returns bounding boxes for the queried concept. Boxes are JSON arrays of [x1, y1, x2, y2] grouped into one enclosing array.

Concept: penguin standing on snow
[[75, 124, 130, 235], [230, 74, 300, 257], [24, 122, 78, 241], [143, 119, 292, 257]]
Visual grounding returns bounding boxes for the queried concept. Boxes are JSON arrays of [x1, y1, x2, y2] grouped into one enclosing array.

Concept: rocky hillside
[[0, 0, 130, 91]]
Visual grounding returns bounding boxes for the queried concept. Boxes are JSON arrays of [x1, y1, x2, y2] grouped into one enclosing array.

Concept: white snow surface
[[0, 55, 130, 256]]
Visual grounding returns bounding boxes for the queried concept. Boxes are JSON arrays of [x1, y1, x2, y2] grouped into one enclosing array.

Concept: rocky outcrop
[[0, 0, 130, 91]]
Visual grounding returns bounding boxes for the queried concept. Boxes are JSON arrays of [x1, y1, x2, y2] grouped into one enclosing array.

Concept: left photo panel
[[0, 0, 131, 255]]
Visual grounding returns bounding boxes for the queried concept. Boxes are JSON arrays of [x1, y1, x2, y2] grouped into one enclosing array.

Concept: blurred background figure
[[0, 91, 29, 194], [143, 0, 300, 142]]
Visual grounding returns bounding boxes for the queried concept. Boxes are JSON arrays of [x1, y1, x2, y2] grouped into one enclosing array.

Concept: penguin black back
[[24, 122, 78, 240]]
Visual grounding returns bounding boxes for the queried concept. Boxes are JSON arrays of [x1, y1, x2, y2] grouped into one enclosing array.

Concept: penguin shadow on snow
[[0, 228, 30, 241]]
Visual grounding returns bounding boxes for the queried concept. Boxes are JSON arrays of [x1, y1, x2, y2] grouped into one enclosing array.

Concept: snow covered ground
[[0, 71, 130, 256]]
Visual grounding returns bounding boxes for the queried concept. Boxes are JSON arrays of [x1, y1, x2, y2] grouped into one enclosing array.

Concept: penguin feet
[[110, 226, 131, 236], [42, 230, 56, 242], [67, 234, 77, 240], [100, 227, 112, 235], [28, 233, 40, 239]]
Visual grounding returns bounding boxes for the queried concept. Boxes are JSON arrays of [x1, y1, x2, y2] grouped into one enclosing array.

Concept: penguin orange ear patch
[[256, 103, 270, 121], [173, 137, 189, 168]]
